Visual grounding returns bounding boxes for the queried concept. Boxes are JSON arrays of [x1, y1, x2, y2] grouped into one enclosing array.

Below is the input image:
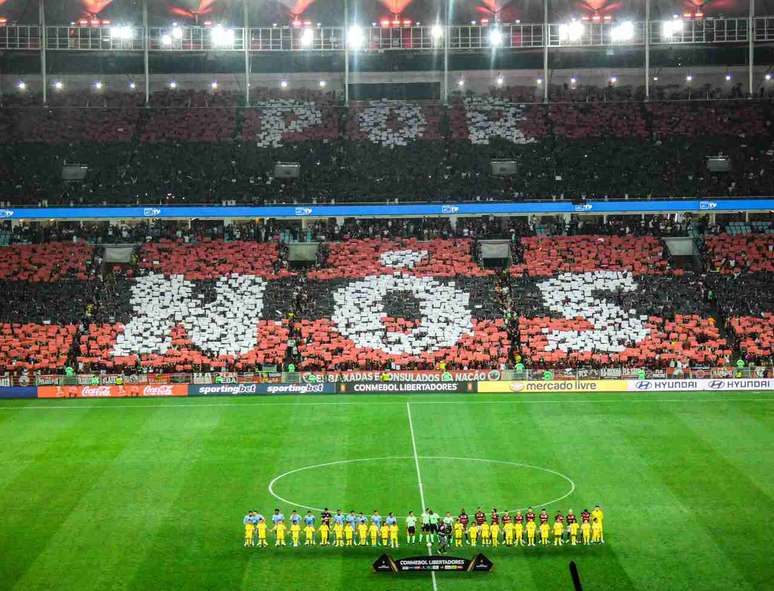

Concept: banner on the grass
[[373, 553, 493, 573], [188, 382, 335, 396], [0, 386, 37, 399], [37, 384, 188, 398], [302, 370, 500, 383], [478, 380, 630, 393], [337, 381, 475, 394], [627, 378, 774, 392]]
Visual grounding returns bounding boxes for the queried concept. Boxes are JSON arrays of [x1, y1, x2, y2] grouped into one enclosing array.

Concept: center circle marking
[[267, 456, 576, 516]]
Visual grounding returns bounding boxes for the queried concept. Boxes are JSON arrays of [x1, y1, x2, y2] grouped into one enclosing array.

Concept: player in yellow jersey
[[480, 521, 491, 546], [553, 520, 564, 546], [469, 524, 479, 546], [539, 522, 550, 545], [290, 522, 301, 547], [369, 522, 379, 546], [304, 523, 315, 545], [256, 520, 268, 547], [344, 523, 354, 546], [244, 522, 255, 547], [319, 523, 330, 546], [274, 522, 287, 546], [591, 518, 602, 543], [389, 523, 399, 548], [503, 521, 514, 546], [569, 521, 579, 545], [380, 523, 390, 546], [581, 521, 591, 545], [333, 522, 344, 547], [514, 520, 524, 546], [357, 521, 368, 545], [453, 521, 464, 547], [490, 522, 500, 547], [526, 521, 536, 546], [591, 505, 604, 543]]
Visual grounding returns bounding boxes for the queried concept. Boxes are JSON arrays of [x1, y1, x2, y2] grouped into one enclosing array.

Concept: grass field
[[1, 391, 773, 591]]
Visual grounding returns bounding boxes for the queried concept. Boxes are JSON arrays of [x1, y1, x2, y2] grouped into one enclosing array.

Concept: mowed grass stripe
[[11, 408, 220, 591], [616, 400, 769, 590], [0, 409, 152, 591], [574, 401, 750, 591]]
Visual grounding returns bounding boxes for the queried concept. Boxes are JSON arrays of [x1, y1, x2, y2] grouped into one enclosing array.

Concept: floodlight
[[662, 19, 683, 38], [300, 27, 314, 48], [129, 81, 136, 89], [171, 25, 183, 40], [430, 24, 443, 41], [725, 74, 731, 81], [766, 74, 772, 81], [488, 28, 503, 47], [211, 25, 234, 48], [570, 77, 577, 85], [457, 78, 464, 87], [53, 80, 63, 90], [347, 25, 365, 49], [686, 75, 692, 82], [169, 80, 177, 89], [110, 25, 133, 41], [559, 21, 584, 42], [16, 80, 26, 90], [211, 81, 219, 90], [94, 81, 103, 90], [609, 76, 617, 84], [610, 21, 634, 42], [319, 80, 327, 88], [496, 75, 504, 86], [280, 80, 288, 89], [536, 78, 543, 85], [161, 34, 172, 47]]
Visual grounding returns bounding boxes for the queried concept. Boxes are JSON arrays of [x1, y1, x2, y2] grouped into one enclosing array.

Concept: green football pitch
[[1, 391, 773, 591]]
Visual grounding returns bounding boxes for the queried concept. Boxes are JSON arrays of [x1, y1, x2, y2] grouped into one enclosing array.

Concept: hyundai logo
[[295, 207, 313, 216], [635, 381, 652, 390], [708, 380, 725, 390], [143, 208, 161, 217], [0, 209, 13, 218]]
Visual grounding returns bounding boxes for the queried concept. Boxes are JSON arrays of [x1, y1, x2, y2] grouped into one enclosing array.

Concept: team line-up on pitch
[[242, 506, 606, 548]]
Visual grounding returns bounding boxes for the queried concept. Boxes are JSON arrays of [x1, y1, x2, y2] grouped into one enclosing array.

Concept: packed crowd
[[1, 91, 773, 204], [242, 506, 605, 550], [0, 218, 770, 376]]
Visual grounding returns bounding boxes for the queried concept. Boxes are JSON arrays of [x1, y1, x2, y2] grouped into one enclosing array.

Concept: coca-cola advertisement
[[38, 384, 188, 398]]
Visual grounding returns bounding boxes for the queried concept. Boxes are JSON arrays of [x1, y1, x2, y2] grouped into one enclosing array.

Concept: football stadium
[[0, 0, 773, 590]]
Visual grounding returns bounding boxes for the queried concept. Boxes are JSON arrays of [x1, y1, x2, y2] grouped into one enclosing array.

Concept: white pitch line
[[0, 395, 772, 411], [406, 401, 438, 591]]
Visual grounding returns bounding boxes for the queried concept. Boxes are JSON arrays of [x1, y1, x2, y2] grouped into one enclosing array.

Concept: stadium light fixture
[[536, 78, 543, 85], [280, 80, 289, 89], [110, 25, 134, 41], [161, 34, 173, 47], [685, 75, 692, 82], [609, 76, 617, 84], [53, 80, 63, 90], [169, 80, 177, 89], [211, 25, 234, 48], [300, 27, 314, 48], [16, 80, 26, 91], [559, 20, 584, 42], [129, 81, 136, 90], [430, 24, 443, 42], [94, 81, 103, 90], [319, 80, 327, 88], [496, 74, 504, 86], [211, 81, 219, 90], [725, 74, 732, 81], [766, 73, 772, 81], [653, 76, 659, 81], [662, 18, 683, 39], [457, 78, 464, 87], [610, 21, 634, 42], [570, 77, 577, 85], [171, 24, 183, 40], [488, 28, 504, 47], [347, 25, 365, 50]]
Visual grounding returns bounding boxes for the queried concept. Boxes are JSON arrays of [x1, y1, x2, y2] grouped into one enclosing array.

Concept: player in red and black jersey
[[525, 507, 535, 523], [490, 508, 500, 525], [321, 508, 332, 527], [581, 509, 591, 524], [458, 510, 469, 530], [502, 512, 512, 525], [539, 509, 549, 525], [474, 508, 486, 526], [566, 509, 577, 525], [515, 511, 524, 525], [554, 511, 564, 525]]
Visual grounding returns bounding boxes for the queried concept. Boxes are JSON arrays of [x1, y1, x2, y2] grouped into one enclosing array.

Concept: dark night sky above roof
[[1, 0, 768, 27]]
